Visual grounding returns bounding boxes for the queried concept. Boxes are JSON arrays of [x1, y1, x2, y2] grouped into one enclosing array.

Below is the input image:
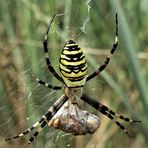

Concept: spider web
[[0, 0, 118, 148]]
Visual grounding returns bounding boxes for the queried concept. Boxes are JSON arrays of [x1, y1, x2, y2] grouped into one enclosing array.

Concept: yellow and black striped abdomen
[[59, 40, 88, 87]]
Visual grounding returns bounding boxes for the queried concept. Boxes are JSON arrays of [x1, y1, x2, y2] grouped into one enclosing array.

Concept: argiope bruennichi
[[5, 14, 140, 144]]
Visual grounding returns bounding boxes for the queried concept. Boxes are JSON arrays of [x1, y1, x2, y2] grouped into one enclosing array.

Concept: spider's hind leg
[[103, 111, 131, 137], [105, 106, 141, 123], [28, 95, 68, 144], [81, 94, 141, 137], [5, 120, 42, 141], [100, 107, 140, 137]]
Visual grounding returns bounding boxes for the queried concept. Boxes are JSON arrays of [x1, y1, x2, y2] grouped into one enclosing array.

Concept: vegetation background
[[0, 0, 148, 148]]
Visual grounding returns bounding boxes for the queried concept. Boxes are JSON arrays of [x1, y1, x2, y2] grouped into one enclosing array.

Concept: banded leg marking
[[31, 73, 62, 90], [43, 14, 64, 83], [5, 95, 68, 144], [5, 122, 41, 141], [86, 14, 118, 81], [81, 94, 141, 136], [28, 95, 68, 144]]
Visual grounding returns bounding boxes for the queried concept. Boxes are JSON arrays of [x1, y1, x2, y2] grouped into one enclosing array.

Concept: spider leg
[[28, 121, 46, 144], [102, 105, 141, 123], [86, 14, 118, 81], [43, 14, 64, 83], [5, 119, 43, 141], [31, 73, 63, 90], [28, 95, 68, 144], [102, 111, 130, 136], [5, 95, 68, 144], [81, 94, 141, 136]]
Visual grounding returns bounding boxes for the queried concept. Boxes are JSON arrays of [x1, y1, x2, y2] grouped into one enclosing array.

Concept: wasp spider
[[5, 14, 140, 144]]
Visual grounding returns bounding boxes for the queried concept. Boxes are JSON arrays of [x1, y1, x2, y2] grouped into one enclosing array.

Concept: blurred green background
[[0, 0, 148, 148]]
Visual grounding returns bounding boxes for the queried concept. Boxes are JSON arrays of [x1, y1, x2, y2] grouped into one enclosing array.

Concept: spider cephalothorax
[[65, 87, 83, 103]]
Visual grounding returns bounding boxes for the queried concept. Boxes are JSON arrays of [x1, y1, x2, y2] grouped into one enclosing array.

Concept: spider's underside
[[5, 14, 140, 145]]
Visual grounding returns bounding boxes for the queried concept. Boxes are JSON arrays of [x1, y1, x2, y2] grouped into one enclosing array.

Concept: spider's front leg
[[86, 13, 118, 81], [43, 14, 64, 83], [81, 93, 141, 137]]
